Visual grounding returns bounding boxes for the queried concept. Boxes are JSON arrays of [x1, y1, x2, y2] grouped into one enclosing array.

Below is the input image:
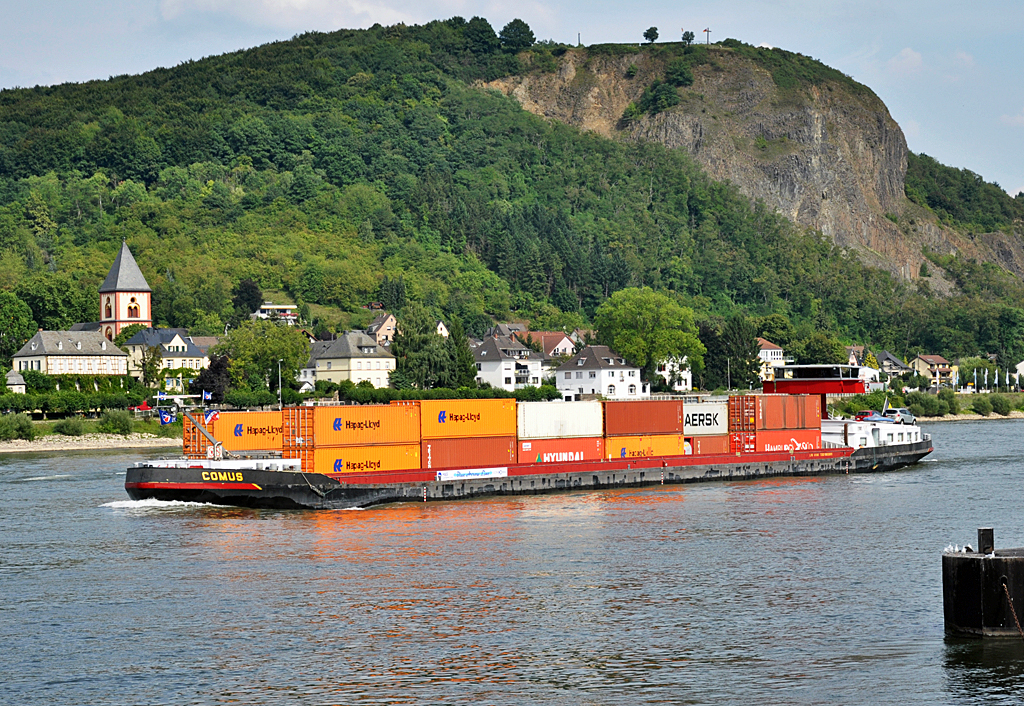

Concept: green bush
[[935, 400, 949, 417], [990, 394, 1011, 416], [908, 403, 925, 419], [665, 58, 694, 86], [52, 417, 85, 436], [971, 396, 993, 416], [98, 410, 133, 436], [0, 414, 36, 441], [938, 388, 959, 415]]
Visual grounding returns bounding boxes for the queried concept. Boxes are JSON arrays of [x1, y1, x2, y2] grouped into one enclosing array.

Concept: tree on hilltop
[[643, 27, 659, 43], [500, 19, 535, 52]]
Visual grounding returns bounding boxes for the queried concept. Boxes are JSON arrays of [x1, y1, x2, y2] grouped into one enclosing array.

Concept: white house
[[12, 331, 129, 376], [655, 356, 692, 392], [473, 335, 544, 391], [757, 337, 786, 381], [122, 328, 211, 390], [311, 331, 395, 388], [556, 345, 648, 401], [5, 369, 26, 394], [250, 302, 299, 325]]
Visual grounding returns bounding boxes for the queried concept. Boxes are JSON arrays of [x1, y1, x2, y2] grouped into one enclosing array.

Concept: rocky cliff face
[[486, 46, 1024, 282]]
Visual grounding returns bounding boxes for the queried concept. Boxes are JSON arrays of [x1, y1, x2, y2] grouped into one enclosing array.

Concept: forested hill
[[1, 18, 1023, 367]]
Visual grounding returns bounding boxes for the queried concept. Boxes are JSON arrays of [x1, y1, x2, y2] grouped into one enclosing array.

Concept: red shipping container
[[802, 395, 822, 427], [421, 436, 516, 470], [759, 394, 787, 430], [730, 432, 756, 454], [755, 429, 822, 454], [728, 396, 757, 432], [693, 434, 730, 455], [518, 437, 605, 465], [604, 400, 683, 436]]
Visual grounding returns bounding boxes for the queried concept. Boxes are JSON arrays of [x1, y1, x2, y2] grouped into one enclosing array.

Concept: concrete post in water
[[943, 528, 1024, 637]]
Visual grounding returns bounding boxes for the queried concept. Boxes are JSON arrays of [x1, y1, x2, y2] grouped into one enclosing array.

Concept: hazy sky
[[1, 1, 1022, 195]]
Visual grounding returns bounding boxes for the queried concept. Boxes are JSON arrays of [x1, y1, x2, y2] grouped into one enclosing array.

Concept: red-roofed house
[[910, 354, 955, 387], [757, 337, 785, 381]]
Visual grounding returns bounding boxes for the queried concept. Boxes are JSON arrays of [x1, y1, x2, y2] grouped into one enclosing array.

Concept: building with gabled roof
[[12, 331, 129, 376], [555, 345, 648, 401], [97, 241, 152, 340], [121, 328, 211, 390], [875, 350, 911, 377], [910, 354, 956, 387], [473, 335, 544, 391], [366, 312, 397, 346], [312, 331, 395, 388]]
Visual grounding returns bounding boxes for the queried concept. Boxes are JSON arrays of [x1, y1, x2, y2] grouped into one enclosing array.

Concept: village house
[[655, 357, 693, 392], [366, 312, 397, 346], [310, 331, 395, 388], [12, 331, 129, 376], [473, 335, 544, 391], [875, 351, 912, 377], [757, 337, 787, 382], [556, 345, 648, 401], [121, 328, 212, 391], [910, 354, 956, 388], [5, 369, 26, 394], [250, 302, 299, 325]]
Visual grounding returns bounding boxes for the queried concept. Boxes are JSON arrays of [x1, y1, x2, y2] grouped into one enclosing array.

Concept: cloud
[[1000, 109, 1024, 127], [887, 47, 923, 74]]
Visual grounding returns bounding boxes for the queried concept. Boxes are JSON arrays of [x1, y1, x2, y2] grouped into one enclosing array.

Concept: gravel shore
[[915, 410, 1024, 423], [0, 433, 181, 454]]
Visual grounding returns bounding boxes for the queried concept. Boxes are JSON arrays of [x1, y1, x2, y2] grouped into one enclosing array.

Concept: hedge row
[[0, 390, 146, 414]]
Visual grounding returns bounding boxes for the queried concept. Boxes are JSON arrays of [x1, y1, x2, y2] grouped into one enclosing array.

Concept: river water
[[2, 420, 1023, 705]]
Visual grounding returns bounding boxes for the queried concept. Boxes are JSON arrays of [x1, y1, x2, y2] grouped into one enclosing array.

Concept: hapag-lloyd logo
[[333, 418, 382, 432], [334, 458, 382, 472], [765, 438, 815, 453], [234, 424, 243, 437], [437, 410, 481, 424], [234, 424, 281, 437]]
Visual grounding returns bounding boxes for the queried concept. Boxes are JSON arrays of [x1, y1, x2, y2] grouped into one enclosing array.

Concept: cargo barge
[[125, 394, 933, 510]]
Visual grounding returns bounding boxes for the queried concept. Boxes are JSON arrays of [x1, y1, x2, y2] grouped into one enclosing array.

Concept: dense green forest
[[906, 152, 1024, 232], [1, 17, 1023, 369]]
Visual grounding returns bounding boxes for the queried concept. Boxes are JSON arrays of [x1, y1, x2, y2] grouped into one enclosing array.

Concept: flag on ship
[[157, 391, 166, 401], [204, 409, 220, 425], [159, 410, 176, 425]]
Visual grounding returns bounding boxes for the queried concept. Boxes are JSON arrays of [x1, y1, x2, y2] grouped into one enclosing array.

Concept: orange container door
[[605, 434, 686, 460], [728, 396, 757, 432], [694, 434, 731, 455], [729, 432, 756, 454]]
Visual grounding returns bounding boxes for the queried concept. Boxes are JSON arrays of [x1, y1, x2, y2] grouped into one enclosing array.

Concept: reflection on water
[[1, 423, 1024, 704]]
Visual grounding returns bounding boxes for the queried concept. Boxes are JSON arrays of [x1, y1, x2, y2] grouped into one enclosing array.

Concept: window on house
[[608, 371, 614, 378], [608, 385, 616, 395], [575, 371, 582, 379], [505, 377, 512, 384], [628, 385, 636, 394], [564, 372, 570, 379], [589, 371, 596, 378], [327, 362, 332, 370]]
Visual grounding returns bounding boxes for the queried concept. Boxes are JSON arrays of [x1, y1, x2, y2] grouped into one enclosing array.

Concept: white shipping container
[[517, 401, 604, 440], [683, 401, 729, 436]]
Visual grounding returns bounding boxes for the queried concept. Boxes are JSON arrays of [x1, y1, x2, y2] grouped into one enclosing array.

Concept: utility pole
[[727, 357, 731, 390], [704, 27, 711, 45], [278, 359, 283, 410]]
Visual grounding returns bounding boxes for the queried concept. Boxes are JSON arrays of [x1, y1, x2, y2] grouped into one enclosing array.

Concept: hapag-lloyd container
[[517, 401, 603, 440], [605, 434, 688, 460], [211, 411, 283, 451], [414, 399, 517, 439], [421, 436, 516, 469], [518, 437, 605, 465], [314, 444, 421, 475], [683, 401, 729, 436], [310, 405, 420, 446], [692, 434, 730, 455], [755, 429, 822, 453], [603, 400, 682, 436]]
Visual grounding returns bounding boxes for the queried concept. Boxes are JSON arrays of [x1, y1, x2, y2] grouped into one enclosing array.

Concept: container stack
[[603, 400, 686, 460], [185, 410, 284, 457], [518, 401, 605, 464], [728, 395, 821, 454], [682, 400, 730, 455], [417, 399, 517, 470], [282, 405, 421, 475]]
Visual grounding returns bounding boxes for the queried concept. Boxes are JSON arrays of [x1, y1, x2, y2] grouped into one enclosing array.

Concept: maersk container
[[683, 401, 729, 436], [421, 436, 516, 470], [518, 437, 605, 465], [310, 405, 420, 446], [517, 401, 603, 440], [603, 400, 683, 436], [417, 399, 517, 440], [605, 434, 687, 460], [315, 444, 421, 476]]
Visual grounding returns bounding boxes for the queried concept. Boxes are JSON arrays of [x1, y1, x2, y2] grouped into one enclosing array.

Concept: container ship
[[125, 378, 932, 509]]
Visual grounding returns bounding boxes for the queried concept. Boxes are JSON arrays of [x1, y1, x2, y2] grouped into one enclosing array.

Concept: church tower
[[99, 242, 152, 340]]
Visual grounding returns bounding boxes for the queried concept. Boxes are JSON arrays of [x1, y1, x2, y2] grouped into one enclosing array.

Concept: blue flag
[[203, 390, 212, 401], [204, 409, 220, 425], [159, 410, 176, 425], [157, 391, 167, 401]]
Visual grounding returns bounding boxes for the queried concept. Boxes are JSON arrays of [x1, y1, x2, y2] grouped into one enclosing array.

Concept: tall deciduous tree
[[139, 345, 164, 388], [464, 16, 500, 54], [643, 27, 659, 43], [499, 19, 535, 52], [391, 303, 452, 389], [16, 274, 93, 331], [190, 355, 231, 402], [594, 287, 704, 380], [232, 278, 263, 317], [212, 319, 310, 391], [0, 291, 36, 365], [698, 314, 760, 390]]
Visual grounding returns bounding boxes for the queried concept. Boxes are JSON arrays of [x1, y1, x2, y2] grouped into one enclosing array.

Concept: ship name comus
[[202, 471, 244, 481]]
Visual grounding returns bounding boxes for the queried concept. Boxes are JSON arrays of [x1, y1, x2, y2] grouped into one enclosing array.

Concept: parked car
[[884, 407, 916, 424], [854, 410, 892, 423]]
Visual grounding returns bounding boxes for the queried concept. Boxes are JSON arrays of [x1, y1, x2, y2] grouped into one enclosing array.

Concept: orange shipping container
[[605, 434, 688, 460], [693, 434, 731, 455], [755, 429, 822, 454], [604, 400, 683, 436], [417, 399, 517, 440], [518, 437, 605, 465], [211, 411, 283, 451], [314, 444, 421, 475], [421, 436, 516, 470], [183, 415, 212, 456], [730, 432, 756, 454], [311, 405, 420, 446]]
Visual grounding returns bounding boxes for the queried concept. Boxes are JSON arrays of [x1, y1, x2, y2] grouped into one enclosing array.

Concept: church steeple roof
[[99, 242, 151, 293]]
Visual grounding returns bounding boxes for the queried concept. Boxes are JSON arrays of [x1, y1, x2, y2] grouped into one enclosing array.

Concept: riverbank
[[919, 410, 1024, 423], [0, 433, 180, 454]]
